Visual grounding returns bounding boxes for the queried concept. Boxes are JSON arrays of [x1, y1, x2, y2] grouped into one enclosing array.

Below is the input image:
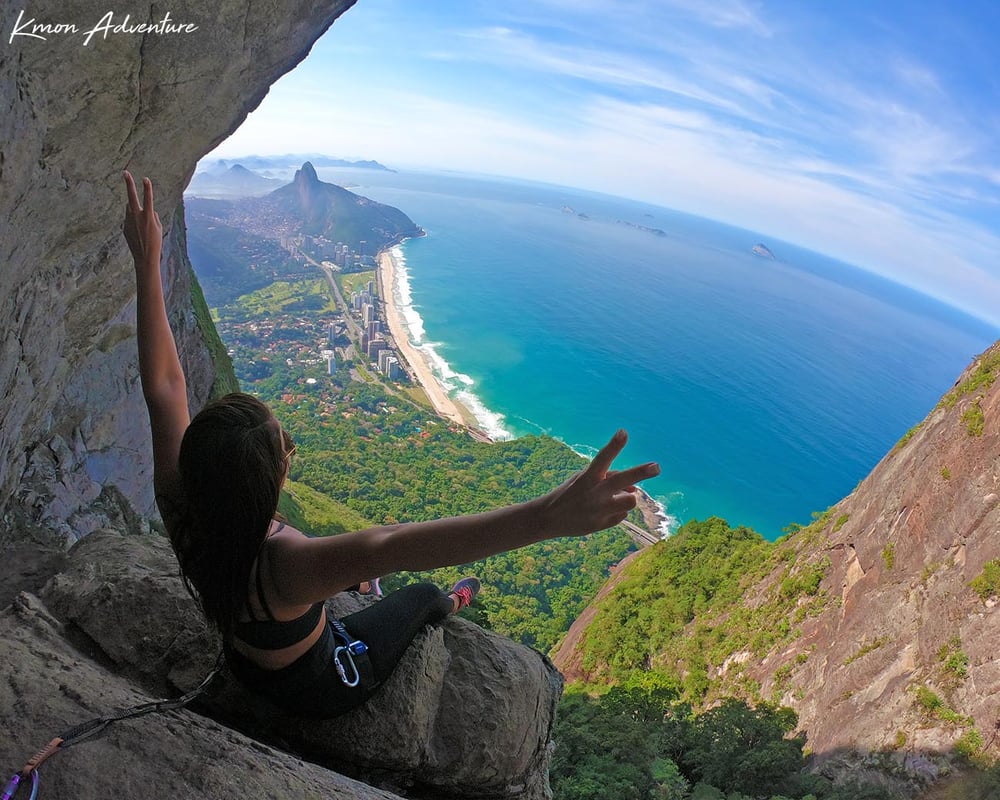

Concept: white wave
[[455, 388, 514, 441], [507, 415, 551, 437], [566, 442, 600, 460], [388, 246, 425, 342], [390, 244, 513, 442], [653, 493, 682, 537], [419, 342, 460, 385], [412, 341, 513, 440]]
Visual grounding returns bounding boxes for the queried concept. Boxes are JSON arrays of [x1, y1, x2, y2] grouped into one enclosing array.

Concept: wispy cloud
[[212, 0, 1000, 324], [452, 26, 750, 113], [657, 0, 773, 35]]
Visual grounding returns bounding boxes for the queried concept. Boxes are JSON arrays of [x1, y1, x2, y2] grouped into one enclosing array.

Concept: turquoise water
[[317, 168, 997, 538]]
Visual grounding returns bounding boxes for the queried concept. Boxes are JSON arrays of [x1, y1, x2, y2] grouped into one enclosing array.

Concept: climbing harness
[[3, 653, 224, 799], [330, 619, 374, 688]]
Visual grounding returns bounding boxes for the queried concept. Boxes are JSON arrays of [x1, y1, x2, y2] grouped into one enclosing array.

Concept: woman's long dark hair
[[173, 392, 287, 637]]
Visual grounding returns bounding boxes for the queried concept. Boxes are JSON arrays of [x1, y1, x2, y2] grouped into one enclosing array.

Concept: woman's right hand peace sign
[[536, 429, 659, 537]]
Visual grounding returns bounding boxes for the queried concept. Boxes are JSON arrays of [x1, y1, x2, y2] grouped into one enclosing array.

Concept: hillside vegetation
[[550, 678, 915, 800], [568, 515, 833, 704]]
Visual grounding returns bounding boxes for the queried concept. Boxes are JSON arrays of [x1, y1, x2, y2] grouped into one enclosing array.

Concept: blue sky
[[213, 0, 1000, 327]]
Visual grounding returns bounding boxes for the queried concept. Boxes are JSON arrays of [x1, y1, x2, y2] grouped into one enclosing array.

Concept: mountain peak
[[295, 161, 320, 186]]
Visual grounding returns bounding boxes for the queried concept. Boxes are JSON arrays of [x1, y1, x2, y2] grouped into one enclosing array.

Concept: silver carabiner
[[333, 646, 361, 687], [3, 770, 39, 800]]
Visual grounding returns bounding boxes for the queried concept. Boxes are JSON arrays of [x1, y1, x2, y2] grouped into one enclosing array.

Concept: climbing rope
[[3, 653, 224, 799]]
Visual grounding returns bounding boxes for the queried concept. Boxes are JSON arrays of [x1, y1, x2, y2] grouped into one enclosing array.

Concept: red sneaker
[[449, 577, 481, 610]]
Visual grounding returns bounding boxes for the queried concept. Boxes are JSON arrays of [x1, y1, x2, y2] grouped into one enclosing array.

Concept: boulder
[[38, 529, 562, 798], [0, 592, 403, 800]]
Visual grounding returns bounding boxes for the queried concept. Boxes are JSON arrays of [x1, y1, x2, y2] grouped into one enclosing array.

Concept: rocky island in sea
[[752, 241, 776, 259]]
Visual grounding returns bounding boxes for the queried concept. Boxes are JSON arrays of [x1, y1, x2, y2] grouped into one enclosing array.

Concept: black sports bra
[[232, 601, 324, 650], [232, 523, 324, 650]]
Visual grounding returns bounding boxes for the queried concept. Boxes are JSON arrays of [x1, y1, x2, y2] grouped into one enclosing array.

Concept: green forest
[[550, 677, 916, 800], [573, 516, 832, 703], [255, 363, 635, 652]]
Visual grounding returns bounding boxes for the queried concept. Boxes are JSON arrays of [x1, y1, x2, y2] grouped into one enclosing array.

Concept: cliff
[[1, 0, 356, 541], [756, 343, 1000, 766], [0, 3, 561, 797], [554, 341, 1000, 793]]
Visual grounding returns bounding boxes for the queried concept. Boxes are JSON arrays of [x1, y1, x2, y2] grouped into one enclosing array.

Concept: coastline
[[376, 245, 672, 537], [377, 246, 478, 432]]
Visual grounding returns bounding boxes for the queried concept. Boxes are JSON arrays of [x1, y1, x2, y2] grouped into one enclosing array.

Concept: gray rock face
[[1, 591, 405, 800], [0, 0, 354, 542], [32, 530, 562, 798]]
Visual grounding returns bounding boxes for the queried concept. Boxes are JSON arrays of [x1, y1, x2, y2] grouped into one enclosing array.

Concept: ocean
[[311, 167, 997, 539]]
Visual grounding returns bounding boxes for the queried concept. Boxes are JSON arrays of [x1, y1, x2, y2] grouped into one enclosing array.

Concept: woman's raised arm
[[124, 172, 189, 513]]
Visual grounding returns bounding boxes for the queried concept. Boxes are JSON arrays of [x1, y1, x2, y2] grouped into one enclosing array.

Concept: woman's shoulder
[[262, 520, 313, 561]]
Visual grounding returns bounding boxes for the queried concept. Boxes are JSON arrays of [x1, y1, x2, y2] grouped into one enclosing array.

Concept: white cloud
[[658, 0, 772, 35], [211, 1, 1000, 326]]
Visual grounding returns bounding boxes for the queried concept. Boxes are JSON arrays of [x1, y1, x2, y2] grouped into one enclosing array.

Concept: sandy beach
[[377, 247, 470, 429]]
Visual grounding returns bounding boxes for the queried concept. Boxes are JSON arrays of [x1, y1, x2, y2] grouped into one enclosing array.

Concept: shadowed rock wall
[[0, 1, 355, 543]]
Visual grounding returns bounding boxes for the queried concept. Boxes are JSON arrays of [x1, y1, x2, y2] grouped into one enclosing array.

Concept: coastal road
[[314, 261, 362, 341], [621, 520, 660, 548]]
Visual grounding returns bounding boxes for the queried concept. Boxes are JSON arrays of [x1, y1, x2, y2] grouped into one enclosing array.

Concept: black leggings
[[226, 583, 454, 719], [341, 582, 455, 683]]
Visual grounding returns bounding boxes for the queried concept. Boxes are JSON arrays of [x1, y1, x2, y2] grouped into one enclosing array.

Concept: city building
[[377, 348, 392, 372], [385, 356, 401, 381]]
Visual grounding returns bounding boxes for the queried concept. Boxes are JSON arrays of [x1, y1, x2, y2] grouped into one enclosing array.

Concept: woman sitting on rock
[[123, 171, 659, 718]]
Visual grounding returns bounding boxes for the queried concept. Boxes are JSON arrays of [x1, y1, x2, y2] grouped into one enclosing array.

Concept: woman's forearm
[[276, 436, 659, 604], [370, 497, 553, 573], [282, 498, 555, 603], [134, 252, 186, 404], [124, 172, 185, 406]]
